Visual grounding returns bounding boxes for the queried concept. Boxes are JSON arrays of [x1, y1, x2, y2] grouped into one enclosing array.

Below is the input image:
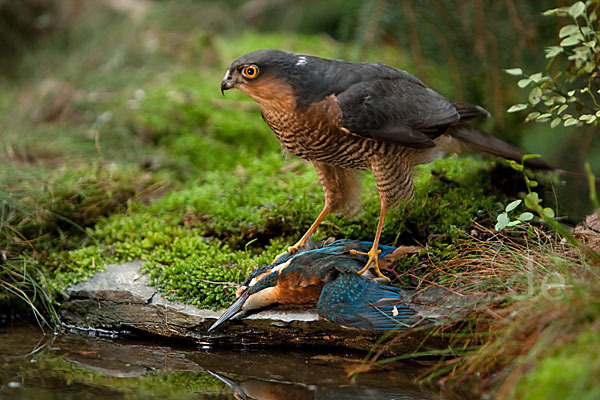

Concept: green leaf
[[585, 62, 595, 73], [568, 2, 586, 18], [543, 98, 555, 107], [517, 78, 532, 88], [508, 160, 524, 172], [542, 207, 555, 218], [525, 111, 540, 122], [564, 118, 578, 126], [495, 212, 510, 231], [551, 117, 562, 128], [518, 212, 534, 222], [536, 113, 553, 120], [506, 199, 522, 212], [528, 180, 538, 187], [529, 87, 543, 105], [560, 36, 581, 47], [522, 154, 541, 162], [559, 25, 580, 38], [545, 46, 563, 58], [504, 68, 523, 76], [507, 220, 522, 227], [543, 8, 568, 16], [557, 104, 569, 115], [524, 192, 540, 209], [508, 104, 527, 113], [572, 45, 589, 59], [529, 72, 543, 82]]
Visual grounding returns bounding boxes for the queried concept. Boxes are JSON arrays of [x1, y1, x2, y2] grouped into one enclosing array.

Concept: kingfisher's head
[[207, 258, 292, 332]]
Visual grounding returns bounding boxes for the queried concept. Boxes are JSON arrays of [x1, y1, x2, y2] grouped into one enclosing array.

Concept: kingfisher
[[208, 239, 420, 332]]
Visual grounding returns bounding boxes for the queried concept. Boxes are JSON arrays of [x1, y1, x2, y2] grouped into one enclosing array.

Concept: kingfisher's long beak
[[208, 289, 250, 332], [207, 371, 248, 400]]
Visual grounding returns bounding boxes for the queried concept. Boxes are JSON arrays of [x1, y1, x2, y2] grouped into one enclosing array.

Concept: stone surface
[[61, 262, 467, 355]]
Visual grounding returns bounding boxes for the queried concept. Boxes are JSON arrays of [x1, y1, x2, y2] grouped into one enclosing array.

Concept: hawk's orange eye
[[242, 65, 259, 79]]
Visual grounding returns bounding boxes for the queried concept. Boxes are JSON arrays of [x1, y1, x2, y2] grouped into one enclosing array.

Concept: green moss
[[514, 328, 600, 400], [48, 153, 505, 309], [32, 354, 228, 399]]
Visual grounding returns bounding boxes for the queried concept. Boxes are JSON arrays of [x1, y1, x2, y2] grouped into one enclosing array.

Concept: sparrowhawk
[[221, 49, 538, 278]]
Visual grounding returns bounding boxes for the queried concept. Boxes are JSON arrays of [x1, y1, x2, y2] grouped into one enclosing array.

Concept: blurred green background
[[2, 0, 596, 196]]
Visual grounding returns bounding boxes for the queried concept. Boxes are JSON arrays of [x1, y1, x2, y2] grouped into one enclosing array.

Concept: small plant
[[500, 0, 600, 264], [495, 155, 554, 232], [495, 199, 534, 231], [505, 1, 600, 128]]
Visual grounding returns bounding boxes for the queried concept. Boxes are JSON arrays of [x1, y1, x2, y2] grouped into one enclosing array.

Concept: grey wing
[[335, 77, 460, 149]]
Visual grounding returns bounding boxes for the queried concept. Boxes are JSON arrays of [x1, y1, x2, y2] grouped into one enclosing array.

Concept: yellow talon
[[273, 243, 302, 263], [350, 248, 387, 279]]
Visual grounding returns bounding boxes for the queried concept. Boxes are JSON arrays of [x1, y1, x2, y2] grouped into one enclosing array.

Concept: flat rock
[[61, 262, 468, 355]]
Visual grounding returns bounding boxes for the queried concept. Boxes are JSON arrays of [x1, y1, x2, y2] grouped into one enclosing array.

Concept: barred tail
[[446, 123, 553, 170]]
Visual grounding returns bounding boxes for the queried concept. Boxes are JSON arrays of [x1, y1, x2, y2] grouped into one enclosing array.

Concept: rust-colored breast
[[262, 93, 383, 170], [241, 76, 421, 173], [271, 271, 325, 305]]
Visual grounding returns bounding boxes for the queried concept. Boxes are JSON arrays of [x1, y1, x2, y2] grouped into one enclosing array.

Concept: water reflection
[[0, 325, 443, 399], [209, 370, 429, 400]]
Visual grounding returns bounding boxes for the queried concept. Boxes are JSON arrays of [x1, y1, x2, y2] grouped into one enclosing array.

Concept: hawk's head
[[221, 49, 310, 107], [221, 49, 377, 110]]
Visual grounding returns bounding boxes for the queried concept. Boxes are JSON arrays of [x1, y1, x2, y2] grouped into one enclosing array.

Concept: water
[[0, 324, 447, 399]]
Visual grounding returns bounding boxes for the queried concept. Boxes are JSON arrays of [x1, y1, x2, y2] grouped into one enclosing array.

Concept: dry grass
[[359, 220, 600, 398]]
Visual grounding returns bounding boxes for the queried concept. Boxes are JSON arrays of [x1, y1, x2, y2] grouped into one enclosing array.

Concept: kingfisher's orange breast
[[271, 271, 326, 305]]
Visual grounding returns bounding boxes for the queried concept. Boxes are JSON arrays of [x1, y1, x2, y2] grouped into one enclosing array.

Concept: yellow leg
[[274, 205, 330, 262], [351, 202, 388, 279]]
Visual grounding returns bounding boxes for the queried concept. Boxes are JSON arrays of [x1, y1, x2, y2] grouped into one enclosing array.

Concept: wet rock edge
[[60, 261, 461, 355]]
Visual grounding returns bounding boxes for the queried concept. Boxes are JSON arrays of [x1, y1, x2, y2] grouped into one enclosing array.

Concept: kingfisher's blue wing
[[300, 239, 398, 258], [240, 239, 397, 294], [316, 273, 417, 330], [276, 240, 398, 284], [284, 239, 399, 271]]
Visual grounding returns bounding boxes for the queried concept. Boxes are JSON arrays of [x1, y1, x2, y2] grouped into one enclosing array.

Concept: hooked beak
[[220, 79, 235, 95], [208, 289, 250, 332], [221, 70, 236, 96]]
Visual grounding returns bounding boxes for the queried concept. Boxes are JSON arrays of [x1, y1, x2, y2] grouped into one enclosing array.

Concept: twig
[[197, 278, 237, 287]]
